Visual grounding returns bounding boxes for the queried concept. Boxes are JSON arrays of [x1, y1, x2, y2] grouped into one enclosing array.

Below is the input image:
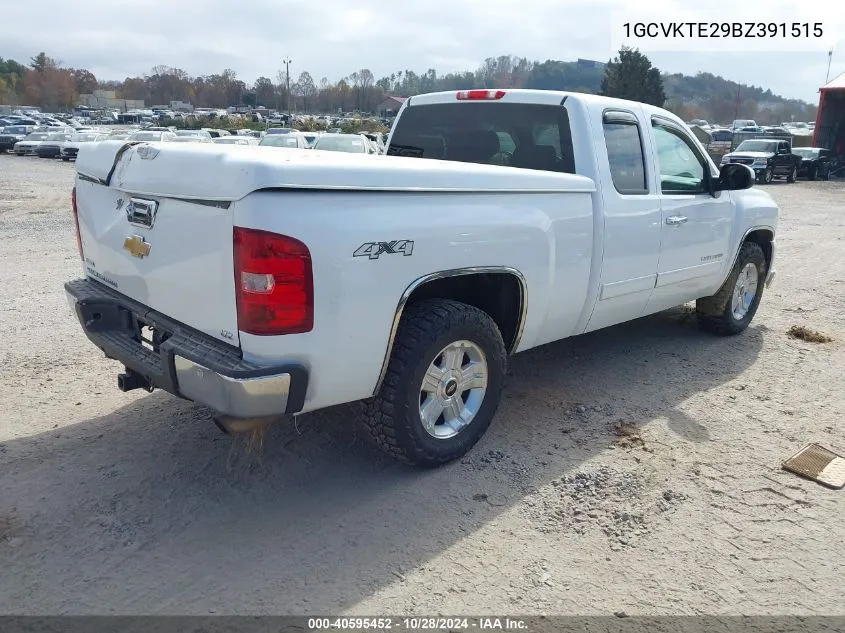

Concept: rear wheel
[[696, 242, 767, 336], [787, 165, 798, 183], [360, 299, 506, 467]]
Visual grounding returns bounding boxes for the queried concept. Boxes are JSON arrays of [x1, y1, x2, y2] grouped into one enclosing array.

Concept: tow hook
[[117, 368, 154, 393]]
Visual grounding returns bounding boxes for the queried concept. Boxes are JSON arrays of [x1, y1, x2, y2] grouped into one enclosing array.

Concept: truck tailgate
[[74, 178, 239, 346]]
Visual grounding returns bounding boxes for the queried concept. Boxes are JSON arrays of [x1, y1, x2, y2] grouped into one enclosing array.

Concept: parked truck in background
[[720, 138, 802, 184], [65, 89, 778, 467]]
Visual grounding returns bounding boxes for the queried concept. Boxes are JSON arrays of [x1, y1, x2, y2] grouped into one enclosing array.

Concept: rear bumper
[[64, 278, 308, 418]]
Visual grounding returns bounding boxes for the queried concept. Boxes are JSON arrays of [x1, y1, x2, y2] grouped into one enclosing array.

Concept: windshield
[[314, 135, 367, 153], [215, 137, 249, 144], [175, 130, 206, 137], [24, 133, 50, 141], [260, 136, 301, 148], [735, 140, 777, 153], [4, 126, 29, 134], [46, 133, 69, 141], [266, 128, 294, 135], [793, 148, 820, 158]]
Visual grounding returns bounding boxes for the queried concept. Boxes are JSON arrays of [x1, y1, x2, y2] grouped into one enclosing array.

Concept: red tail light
[[233, 227, 313, 335], [456, 89, 506, 101], [71, 186, 83, 259]]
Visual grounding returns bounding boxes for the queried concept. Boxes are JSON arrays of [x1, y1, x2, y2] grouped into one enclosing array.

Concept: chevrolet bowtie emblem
[[123, 234, 151, 258]]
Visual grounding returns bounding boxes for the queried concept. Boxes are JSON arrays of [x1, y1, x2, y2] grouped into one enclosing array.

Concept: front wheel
[[787, 165, 798, 183], [360, 299, 506, 467], [696, 242, 767, 336]]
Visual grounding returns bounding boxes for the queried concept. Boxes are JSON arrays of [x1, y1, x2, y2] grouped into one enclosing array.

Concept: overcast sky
[[2, 0, 844, 103]]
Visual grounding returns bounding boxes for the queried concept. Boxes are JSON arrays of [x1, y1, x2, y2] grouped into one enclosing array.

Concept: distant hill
[[519, 59, 815, 124], [380, 57, 816, 126]]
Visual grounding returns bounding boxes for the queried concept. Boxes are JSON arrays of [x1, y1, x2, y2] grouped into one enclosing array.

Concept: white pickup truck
[[66, 89, 778, 467]]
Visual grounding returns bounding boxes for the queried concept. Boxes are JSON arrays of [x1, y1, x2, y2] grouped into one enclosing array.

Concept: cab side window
[[652, 122, 708, 194]]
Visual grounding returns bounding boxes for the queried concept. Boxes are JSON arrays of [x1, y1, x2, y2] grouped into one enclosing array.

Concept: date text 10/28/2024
[[308, 617, 528, 630]]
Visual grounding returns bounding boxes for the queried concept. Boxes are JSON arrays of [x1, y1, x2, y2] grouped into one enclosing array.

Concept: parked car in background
[[171, 136, 214, 144], [259, 134, 309, 149], [763, 127, 791, 136], [201, 128, 231, 138], [732, 119, 758, 130], [794, 147, 837, 180], [174, 130, 214, 141], [213, 136, 260, 146], [361, 132, 386, 153], [126, 130, 177, 142], [313, 133, 374, 154], [0, 125, 36, 152], [36, 131, 74, 158], [12, 131, 53, 155], [61, 132, 108, 161], [720, 138, 802, 184]]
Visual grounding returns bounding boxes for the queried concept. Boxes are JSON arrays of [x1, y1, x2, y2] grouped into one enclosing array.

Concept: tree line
[[1, 50, 817, 125]]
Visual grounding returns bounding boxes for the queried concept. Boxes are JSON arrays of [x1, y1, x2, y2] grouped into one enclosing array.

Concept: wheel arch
[[373, 267, 527, 395], [741, 227, 774, 269]]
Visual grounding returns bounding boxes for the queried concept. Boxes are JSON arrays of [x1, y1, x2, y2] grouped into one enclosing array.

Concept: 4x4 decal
[[353, 240, 414, 260]]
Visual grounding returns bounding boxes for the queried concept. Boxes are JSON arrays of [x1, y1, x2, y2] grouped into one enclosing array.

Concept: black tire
[[360, 298, 507, 467], [786, 165, 797, 183], [808, 165, 817, 180], [696, 242, 767, 336], [61, 157, 69, 162], [762, 167, 773, 184]]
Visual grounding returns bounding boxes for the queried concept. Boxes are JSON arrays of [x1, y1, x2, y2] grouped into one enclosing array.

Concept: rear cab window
[[387, 102, 575, 174]]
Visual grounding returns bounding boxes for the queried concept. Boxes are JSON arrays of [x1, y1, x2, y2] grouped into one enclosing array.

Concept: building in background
[[376, 96, 406, 116]]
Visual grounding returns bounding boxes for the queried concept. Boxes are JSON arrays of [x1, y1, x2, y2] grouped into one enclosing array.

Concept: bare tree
[[358, 69, 374, 111]]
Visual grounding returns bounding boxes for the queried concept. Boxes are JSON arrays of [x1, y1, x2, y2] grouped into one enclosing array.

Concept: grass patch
[[787, 325, 833, 344]]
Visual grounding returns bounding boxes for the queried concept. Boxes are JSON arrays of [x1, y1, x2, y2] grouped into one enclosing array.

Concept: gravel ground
[[0, 154, 843, 616]]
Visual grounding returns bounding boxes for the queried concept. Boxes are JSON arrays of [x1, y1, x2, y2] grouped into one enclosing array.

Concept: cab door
[[583, 108, 662, 333], [645, 117, 733, 313]]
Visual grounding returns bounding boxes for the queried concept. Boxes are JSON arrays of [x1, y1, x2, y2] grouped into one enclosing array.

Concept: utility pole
[[825, 49, 833, 85], [282, 57, 292, 121]]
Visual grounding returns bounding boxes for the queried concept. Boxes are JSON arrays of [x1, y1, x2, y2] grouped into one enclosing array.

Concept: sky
[[2, 0, 844, 103]]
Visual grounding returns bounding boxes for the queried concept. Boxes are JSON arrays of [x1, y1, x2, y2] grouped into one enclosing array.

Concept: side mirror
[[715, 163, 754, 191]]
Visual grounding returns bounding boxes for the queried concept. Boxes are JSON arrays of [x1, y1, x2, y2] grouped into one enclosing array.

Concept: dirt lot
[[0, 154, 843, 616]]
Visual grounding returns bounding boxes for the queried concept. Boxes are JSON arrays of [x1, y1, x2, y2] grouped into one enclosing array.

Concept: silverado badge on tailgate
[[123, 234, 151, 259]]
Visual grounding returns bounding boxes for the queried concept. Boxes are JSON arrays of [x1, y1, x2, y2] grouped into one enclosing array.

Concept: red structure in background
[[813, 71, 845, 157]]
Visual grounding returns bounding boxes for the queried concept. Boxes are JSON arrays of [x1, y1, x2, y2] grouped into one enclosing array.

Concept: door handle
[[666, 215, 688, 226]]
